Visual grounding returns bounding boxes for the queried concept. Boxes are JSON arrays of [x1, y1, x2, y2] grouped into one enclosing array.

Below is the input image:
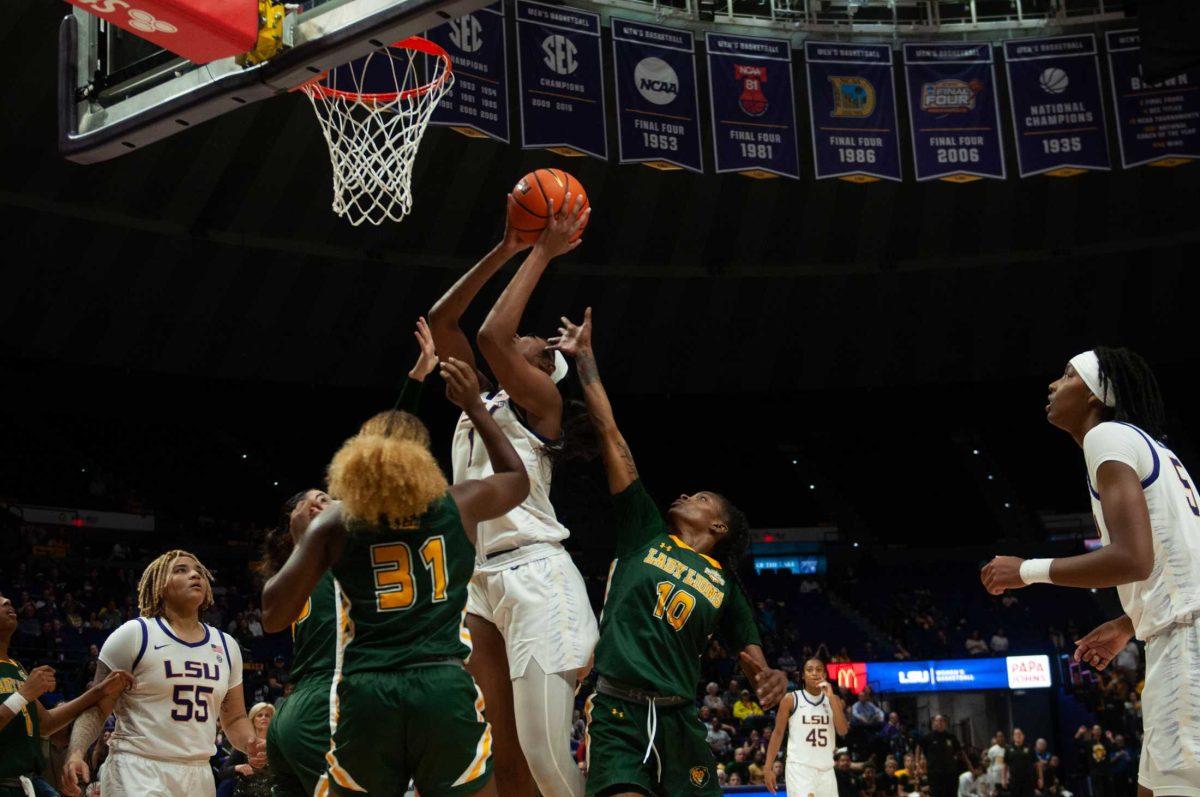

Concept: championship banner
[[426, 2, 509, 142], [612, 18, 703, 173], [1106, 29, 1200, 169], [516, 0, 607, 159], [903, 43, 1006, 182], [1003, 35, 1110, 177], [705, 32, 800, 179], [804, 41, 902, 183]]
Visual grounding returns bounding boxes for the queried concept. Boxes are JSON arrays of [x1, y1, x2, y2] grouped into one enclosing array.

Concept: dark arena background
[[3, 0, 1200, 793]]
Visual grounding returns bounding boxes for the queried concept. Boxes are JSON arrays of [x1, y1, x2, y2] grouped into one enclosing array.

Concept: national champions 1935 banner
[[804, 41, 902, 182], [903, 42, 1006, 182], [426, 2, 509, 142], [1106, 29, 1200, 169], [1003, 34, 1109, 178], [705, 32, 800, 179], [516, 0, 607, 159], [612, 18, 703, 173]]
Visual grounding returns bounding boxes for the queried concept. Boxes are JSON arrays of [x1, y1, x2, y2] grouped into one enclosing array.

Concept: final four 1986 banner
[[804, 41, 902, 182], [516, 0, 607, 159], [1106, 29, 1200, 169], [903, 43, 1006, 182], [705, 32, 800, 179], [426, 2, 509, 142], [612, 19, 703, 173], [1003, 35, 1109, 178]]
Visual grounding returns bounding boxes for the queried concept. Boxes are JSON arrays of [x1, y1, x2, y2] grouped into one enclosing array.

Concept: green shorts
[[583, 692, 720, 797], [268, 674, 333, 797], [321, 664, 492, 797]]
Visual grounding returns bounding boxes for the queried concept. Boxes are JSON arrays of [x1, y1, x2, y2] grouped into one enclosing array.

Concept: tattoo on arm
[[615, 438, 638, 481], [68, 707, 105, 757], [576, 350, 599, 386]]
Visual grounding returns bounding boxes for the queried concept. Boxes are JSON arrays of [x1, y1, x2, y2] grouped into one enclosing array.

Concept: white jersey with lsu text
[[787, 689, 836, 770], [1084, 421, 1200, 641], [98, 617, 243, 762], [452, 388, 569, 569]]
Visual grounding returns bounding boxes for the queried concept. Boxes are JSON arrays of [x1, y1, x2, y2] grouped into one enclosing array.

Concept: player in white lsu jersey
[[61, 550, 266, 797], [983, 348, 1200, 797], [764, 658, 849, 796], [429, 199, 599, 797]]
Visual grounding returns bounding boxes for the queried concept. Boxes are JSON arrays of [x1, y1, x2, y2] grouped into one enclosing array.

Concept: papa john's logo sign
[[74, 0, 178, 32], [1006, 655, 1052, 689]]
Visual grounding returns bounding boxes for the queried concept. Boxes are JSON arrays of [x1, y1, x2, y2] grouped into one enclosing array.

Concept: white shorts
[[100, 752, 215, 797], [1140, 616, 1200, 797], [785, 762, 838, 797], [466, 546, 599, 679]]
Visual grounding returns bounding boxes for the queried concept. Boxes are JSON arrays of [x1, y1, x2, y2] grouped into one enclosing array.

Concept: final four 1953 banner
[[804, 41, 902, 183], [1003, 35, 1109, 178], [705, 32, 800, 179], [903, 43, 1006, 182], [516, 0, 607, 159], [426, 2, 509, 142], [612, 18, 703, 173], [1106, 29, 1200, 169]]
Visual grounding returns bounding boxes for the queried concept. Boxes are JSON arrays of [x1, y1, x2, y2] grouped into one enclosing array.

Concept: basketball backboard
[[58, 0, 490, 163]]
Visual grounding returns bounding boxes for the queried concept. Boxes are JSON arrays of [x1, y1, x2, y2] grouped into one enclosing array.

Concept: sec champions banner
[[705, 32, 800, 179], [903, 43, 1006, 182], [1106, 29, 1200, 169], [612, 18, 702, 173], [516, 0, 607, 159], [804, 41, 902, 182], [1003, 35, 1109, 177], [426, 2, 508, 142]]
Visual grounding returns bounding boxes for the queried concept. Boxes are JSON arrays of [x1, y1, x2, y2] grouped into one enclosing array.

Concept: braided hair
[[254, 490, 310, 578], [137, 550, 214, 618], [711, 493, 753, 605], [1094, 346, 1167, 441]]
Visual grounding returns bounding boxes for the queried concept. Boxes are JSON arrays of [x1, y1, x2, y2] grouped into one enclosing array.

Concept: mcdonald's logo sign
[[826, 662, 868, 695]]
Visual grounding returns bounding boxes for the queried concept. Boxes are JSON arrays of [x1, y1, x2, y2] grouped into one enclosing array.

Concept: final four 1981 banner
[[804, 41, 902, 182], [903, 43, 1006, 182], [426, 2, 509, 142], [705, 32, 800, 179], [516, 0, 607, 159], [1003, 35, 1109, 178], [1106, 29, 1200, 169]]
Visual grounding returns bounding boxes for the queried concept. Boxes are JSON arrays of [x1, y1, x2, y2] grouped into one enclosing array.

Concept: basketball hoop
[[298, 37, 453, 226]]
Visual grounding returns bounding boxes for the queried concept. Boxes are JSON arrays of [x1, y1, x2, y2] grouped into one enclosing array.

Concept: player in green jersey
[[260, 318, 439, 797], [549, 308, 789, 797], [263, 357, 530, 797], [0, 591, 134, 797]]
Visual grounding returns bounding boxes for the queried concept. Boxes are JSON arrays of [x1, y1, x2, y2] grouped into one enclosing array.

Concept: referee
[[917, 715, 973, 797]]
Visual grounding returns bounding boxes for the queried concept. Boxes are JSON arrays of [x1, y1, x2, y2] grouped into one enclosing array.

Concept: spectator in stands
[[850, 690, 885, 729], [274, 681, 294, 711], [218, 702, 274, 796], [733, 688, 765, 726], [882, 711, 911, 759], [879, 756, 901, 797], [989, 629, 1010, 654], [777, 649, 797, 671], [1038, 755, 1066, 797], [986, 732, 1007, 794], [836, 752, 859, 797], [965, 631, 988, 656], [1005, 728, 1037, 797], [706, 717, 734, 757], [859, 764, 881, 797], [1034, 738, 1050, 765], [703, 681, 725, 714], [722, 678, 741, 711], [726, 748, 751, 783], [958, 757, 986, 797], [917, 715, 971, 797], [749, 748, 767, 785], [1108, 735, 1134, 797]]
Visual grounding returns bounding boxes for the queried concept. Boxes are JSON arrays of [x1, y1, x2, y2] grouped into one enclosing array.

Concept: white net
[[300, 38, 453, 226]]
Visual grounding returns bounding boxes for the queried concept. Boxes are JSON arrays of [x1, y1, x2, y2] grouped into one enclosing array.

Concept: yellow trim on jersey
[[668, 535, 722, 569], [452, 685, 493, 787], [583, 691, 596, 775]]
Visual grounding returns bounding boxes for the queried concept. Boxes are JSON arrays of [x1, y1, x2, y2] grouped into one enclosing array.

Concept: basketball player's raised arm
[[36, 668, 134, 736], [763, 693, 794, 793], [262, 505, 346, 633], [549, 308, 638, 494]]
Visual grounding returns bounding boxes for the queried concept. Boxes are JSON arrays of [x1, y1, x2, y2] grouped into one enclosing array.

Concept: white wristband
[[3, 691, 29, 715], [1019, 558, 1054, 585]]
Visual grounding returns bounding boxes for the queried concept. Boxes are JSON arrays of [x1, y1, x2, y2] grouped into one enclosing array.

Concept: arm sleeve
[[1084, 423, 1155, 485], [97, 620, 144, 673], [396, 377, 424, 415], [718, 583, 762, 652], [222, 632, 244, 690], [611, 480, 668, 558]]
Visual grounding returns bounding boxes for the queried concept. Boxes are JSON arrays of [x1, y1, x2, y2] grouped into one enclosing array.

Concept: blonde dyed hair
[[327, 410, 447, 529], [137, 550, 214, 618]]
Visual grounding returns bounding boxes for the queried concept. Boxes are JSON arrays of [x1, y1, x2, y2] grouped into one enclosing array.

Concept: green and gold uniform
[[585, 480, 761, 797], [320, 495, 491, 797], [0, 658, 41, 797]]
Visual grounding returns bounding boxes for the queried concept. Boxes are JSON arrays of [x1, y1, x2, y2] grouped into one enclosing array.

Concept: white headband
[[1069, 350, 1116, 407], [551, 350, 569, 384]]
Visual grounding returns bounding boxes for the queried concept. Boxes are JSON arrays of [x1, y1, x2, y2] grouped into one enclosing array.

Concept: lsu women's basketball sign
[[705, 33, 800, 179], [612, 19, 703, 173], [426, 2, 509, 142], [516, 0, 607, 159], [1003, 35, 1110, 178], [1106, 30, 1200, 169], [903, 43, 1006, 182], [804, 42, 902, 183]]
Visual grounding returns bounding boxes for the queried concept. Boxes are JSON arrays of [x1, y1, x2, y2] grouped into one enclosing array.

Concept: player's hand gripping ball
[[507, 169, 590, 245]]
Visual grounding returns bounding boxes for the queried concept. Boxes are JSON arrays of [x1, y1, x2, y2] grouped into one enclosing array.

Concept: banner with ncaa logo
[[804, 41, 902, 182], [612, 19, 702, 173], [426, 2, 508, 142], [705, 32, 800, 179], [1003, 35, 1110, 178], [1105, 29, 1200, 169], [903, 43, 1006, 182], [516, 0, 607, 159]]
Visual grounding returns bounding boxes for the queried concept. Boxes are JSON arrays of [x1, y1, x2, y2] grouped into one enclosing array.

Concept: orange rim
[[297, 36, 452, 103]]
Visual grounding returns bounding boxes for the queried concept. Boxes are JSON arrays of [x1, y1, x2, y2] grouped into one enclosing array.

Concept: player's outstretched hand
[[98, 669, 136, 698], [441, 357, 483, 412], [547, 307, 592, 358], [19, 665, 56, 700], [408, 316, 439, 381], [534, 194, 588, 259], [61, 755, 89, 797], [1073, 618, 1133, 671], [980, 555, 1025, 595], [739, 651, 788, 709]]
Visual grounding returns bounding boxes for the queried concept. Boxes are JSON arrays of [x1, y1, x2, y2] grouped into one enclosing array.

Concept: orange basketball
[[507, 168, 590, 245]]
